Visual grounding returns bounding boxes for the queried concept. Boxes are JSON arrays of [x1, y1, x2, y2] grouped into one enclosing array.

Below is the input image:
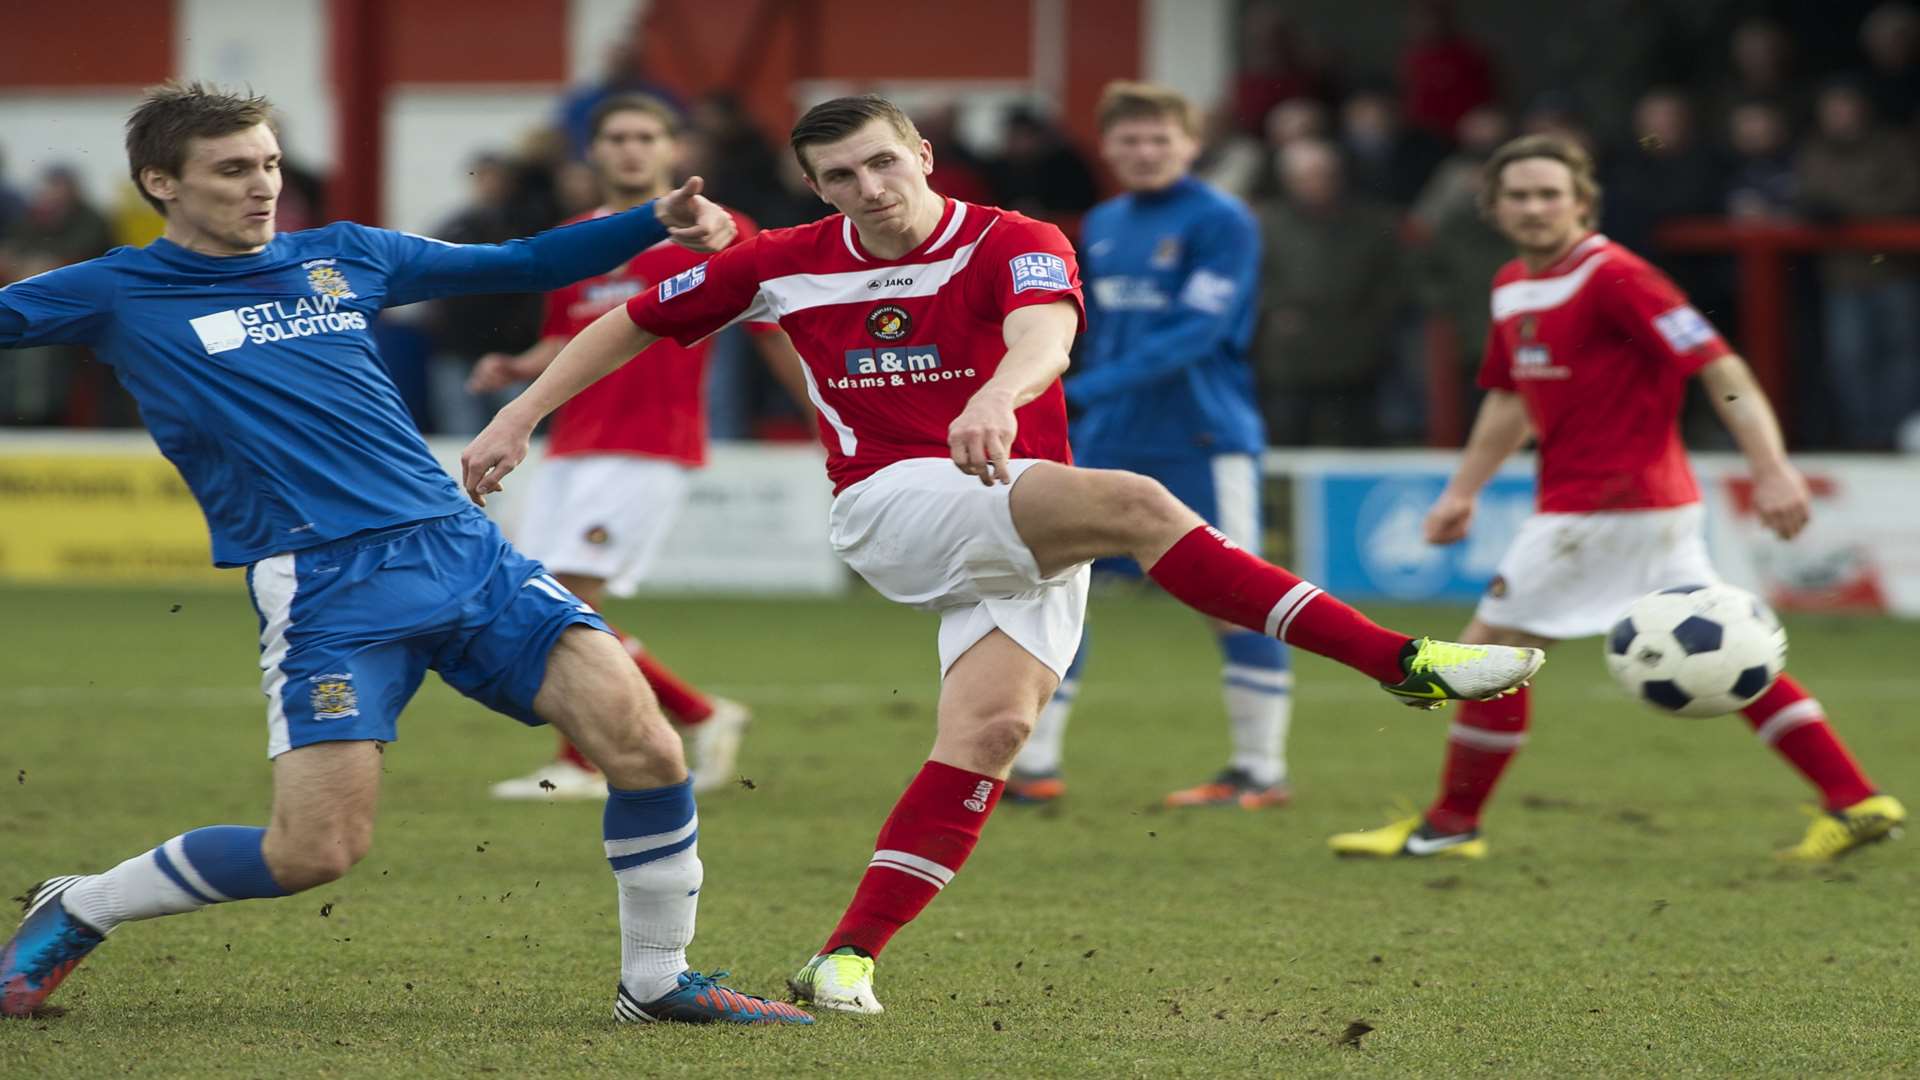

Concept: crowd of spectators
[[4, 0, 1918, 451]]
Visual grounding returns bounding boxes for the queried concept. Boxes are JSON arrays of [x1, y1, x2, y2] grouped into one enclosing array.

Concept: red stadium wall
[[0, 0, 172, 86]]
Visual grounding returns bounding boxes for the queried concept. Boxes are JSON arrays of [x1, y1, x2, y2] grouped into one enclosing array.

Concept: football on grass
[[1605, 584, 1788, 717]]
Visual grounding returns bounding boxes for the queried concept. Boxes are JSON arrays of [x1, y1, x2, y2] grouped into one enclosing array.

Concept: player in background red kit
[[1330, 134, 1905, 862], [461, 96, 1544, 1015], [467, 95, 811, 800]]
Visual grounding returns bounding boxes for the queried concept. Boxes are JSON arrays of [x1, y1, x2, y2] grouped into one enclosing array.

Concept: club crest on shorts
[[309, 673, 360, 721], [1487, 574, 1509, 598], [584, 524, 611, 545], [866, 304, 912, 341]]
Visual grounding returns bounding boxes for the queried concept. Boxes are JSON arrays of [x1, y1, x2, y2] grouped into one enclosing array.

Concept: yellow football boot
[[1777, 794, 1906, 862], [1328, 814, 1488, 859]]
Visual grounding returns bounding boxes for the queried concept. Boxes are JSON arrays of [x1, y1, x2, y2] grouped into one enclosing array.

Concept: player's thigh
[[932, 628, 1064, 776], [1005, 462, 1201, 576], [264, 739, 383, 889]]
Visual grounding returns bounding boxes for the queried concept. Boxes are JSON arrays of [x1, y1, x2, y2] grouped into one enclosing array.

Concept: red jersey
[[1480, 233, 1732, 513], [543, 207, 772, 465], [625, 200, 1084, 493]]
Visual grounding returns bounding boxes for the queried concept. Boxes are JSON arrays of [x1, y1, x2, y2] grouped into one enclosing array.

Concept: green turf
[[0, 583, 1914, 1077]]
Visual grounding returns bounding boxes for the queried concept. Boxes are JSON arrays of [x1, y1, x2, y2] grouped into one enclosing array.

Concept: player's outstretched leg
[[1007, 465, 1544, 705], [791, 630, 1053, 1015], [1166, 629, 1294, 809], [1007, 626, 1086, 803], [535, 628, 808, 1024], [3, 740, 384, 1018], [1743, 674, 1906, 861]]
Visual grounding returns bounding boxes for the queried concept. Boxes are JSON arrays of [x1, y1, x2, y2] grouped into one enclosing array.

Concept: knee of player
[[964, 711, 1037, 765], [1108, 472, 1185, 528], [268, 830, 371, 891]]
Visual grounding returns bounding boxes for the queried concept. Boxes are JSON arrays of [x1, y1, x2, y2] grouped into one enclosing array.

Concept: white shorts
[[515, 455, 692, 598], [1475, 503, 1718, 640], [828, 457, 1090, 679]]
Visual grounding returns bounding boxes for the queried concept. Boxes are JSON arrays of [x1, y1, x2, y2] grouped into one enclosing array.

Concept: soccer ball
[[1604, 584, 1787, 717]]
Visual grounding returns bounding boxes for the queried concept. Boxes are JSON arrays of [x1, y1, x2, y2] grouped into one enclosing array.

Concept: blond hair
[[1096, 81, 1200, 136]]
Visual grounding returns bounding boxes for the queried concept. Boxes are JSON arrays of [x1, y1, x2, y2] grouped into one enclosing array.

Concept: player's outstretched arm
[[1426, 389, 1532, 545], [1699, 353, 1810, 540], [461, 306, 658, 504], [950, 300, 1078, 486]]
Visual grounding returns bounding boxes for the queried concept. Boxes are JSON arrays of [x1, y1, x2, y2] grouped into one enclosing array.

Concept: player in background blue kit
[[1007, 82, 1292, 809], [0, 83, 811, 1026]]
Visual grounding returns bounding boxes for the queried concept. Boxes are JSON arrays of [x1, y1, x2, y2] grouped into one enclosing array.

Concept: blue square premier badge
[[657, 263, 707, 301], [1010, 252, 1071, 294]]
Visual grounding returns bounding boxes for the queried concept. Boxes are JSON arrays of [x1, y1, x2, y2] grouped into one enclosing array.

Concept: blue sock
[[1219, 631, 1292, 786], [604, 779, 702, 999], [64, 825, 288, 933]]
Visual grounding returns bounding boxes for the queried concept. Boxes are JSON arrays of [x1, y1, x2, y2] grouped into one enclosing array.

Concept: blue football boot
[[2, 877, 105, 1018], [613, 970, 814, 1025]]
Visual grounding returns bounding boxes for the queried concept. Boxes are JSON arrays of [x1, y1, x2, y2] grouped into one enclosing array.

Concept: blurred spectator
[[556, 14, 686, 157], [1602, 88, 1723, 255], [1518, 90, 1597, 152], [1398, 0, 1498, 142], [1860, 1, 1920, 125], [503, 126, 569, 236], [685, 93, 786, 223], [1339, 86, 1447, 207], [1723, 100, 1799, 220], [421, 153, 547, 434], [915, 104, 995, 206], [1412, 104, 1511, 228], [983, 106, 1098, 225], [1252, 139, 1402, 445], [0, 167, 116, 426], [0, 147, 25, 243], [0, 167, 112, 280], [1711, 17, 1808, 129], [1249, 97, 1330, 199], [1232, 5, 1328, 135], [753, 152, 833, 230], [1797, 79, 1920, 449], [1193, 103, 1266, 199]]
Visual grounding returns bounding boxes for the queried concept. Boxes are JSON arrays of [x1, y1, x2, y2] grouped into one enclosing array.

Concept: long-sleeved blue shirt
[[0, 210, 668, 565], [1066, 175, 1265, 458]]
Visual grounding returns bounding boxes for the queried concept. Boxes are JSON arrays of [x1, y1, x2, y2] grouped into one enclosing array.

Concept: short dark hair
[[1096, 81, 1199, 136], [789, 95, 921, 178], [1480, 133, 1602, 227], [125, 80, 275, 214], [588, 94, 681, 142]]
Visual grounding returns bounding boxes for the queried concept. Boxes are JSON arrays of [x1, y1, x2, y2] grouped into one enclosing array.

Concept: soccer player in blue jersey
[[1007, 82, 1293, 809], [0, 82, 810, 1026]]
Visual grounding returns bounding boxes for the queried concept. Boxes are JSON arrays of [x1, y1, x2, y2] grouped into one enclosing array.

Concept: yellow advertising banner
[[0, 449, 232, 584]]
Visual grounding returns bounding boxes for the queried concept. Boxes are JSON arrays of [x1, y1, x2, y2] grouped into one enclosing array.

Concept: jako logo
[[963, 780, 994, 812], [867, 276, 914, 289], [845, 345, 942, 374]]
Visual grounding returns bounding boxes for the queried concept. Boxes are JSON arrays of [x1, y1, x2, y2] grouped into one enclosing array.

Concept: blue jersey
[[1067, 176, 1264, 458], [0, 212, 668, 566]]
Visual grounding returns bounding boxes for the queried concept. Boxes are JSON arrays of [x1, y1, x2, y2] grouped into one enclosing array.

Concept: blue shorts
[[1077, 451, 1264, 576], [245, 505, 609, 758]]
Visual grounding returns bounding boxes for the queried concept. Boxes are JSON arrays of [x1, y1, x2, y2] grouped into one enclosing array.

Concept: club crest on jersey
[[1151, 235, 1182, 269], [309, 673, 360, 721], [658, 263, 706, 301], [304, 259, 357, 300], [866, 304, 912, 341], [1010, 252, 1071, 293]]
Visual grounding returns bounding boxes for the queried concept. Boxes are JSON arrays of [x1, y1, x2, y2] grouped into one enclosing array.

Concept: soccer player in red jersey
[[1329, 134, 1905, 862], [468, 96, 810, 801], [461, 96, 1543, 1014]]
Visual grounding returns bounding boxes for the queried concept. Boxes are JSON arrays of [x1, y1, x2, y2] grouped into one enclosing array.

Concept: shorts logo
[[305, 260, 357, 300], [845, 344, 942, 374], [584, 525, 611, 545], [309, 673, 360, 721], [866, 304, 912, 341], [963, 780, 994, 812], [1010, 252, 1071, 294], [658, 263, 707, 301], [1487, 574, 1508, 598]]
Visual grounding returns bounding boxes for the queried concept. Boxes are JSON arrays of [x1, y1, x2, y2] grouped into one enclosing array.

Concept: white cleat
[[1380, 638, 1546, 709], [788, 951, 884, 1015], [488, 760, 609, 801], [685, 697, 751, 795]]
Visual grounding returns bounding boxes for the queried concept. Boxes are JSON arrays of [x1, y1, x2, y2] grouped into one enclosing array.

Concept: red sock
[[1740, 674, 1874, 811], [556, 734, 596, 772], [610, 629, 714, 724], [821, 761, 1002, 958], [1147, 525, 1411, 683], [1425, 688, 1529, 834]]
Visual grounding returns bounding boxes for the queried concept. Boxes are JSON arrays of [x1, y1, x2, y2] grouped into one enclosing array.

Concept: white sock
[[1014, 675, 1078, 776], [616, 844, 702, 1000], [60, 826, 289, 932], [1224, 667, 1292, 788]]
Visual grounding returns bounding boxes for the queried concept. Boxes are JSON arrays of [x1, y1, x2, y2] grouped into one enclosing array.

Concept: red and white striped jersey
[[625, 199, 1084, 492], [1479, 232, 1732, 513]]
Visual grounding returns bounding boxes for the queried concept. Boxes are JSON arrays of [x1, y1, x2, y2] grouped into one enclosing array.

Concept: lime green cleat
[[1380, 637, 1545, 710], [1328, 814, 1488, 859], [788, 950, 883, 1015], [1777, 794, 1906, 862]]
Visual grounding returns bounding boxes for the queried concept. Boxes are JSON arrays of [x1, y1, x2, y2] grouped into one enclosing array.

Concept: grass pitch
[[0, 583, 1914, 1077]]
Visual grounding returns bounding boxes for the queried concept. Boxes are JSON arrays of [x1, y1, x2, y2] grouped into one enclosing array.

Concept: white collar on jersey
[[840, 200, 968, 263]]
